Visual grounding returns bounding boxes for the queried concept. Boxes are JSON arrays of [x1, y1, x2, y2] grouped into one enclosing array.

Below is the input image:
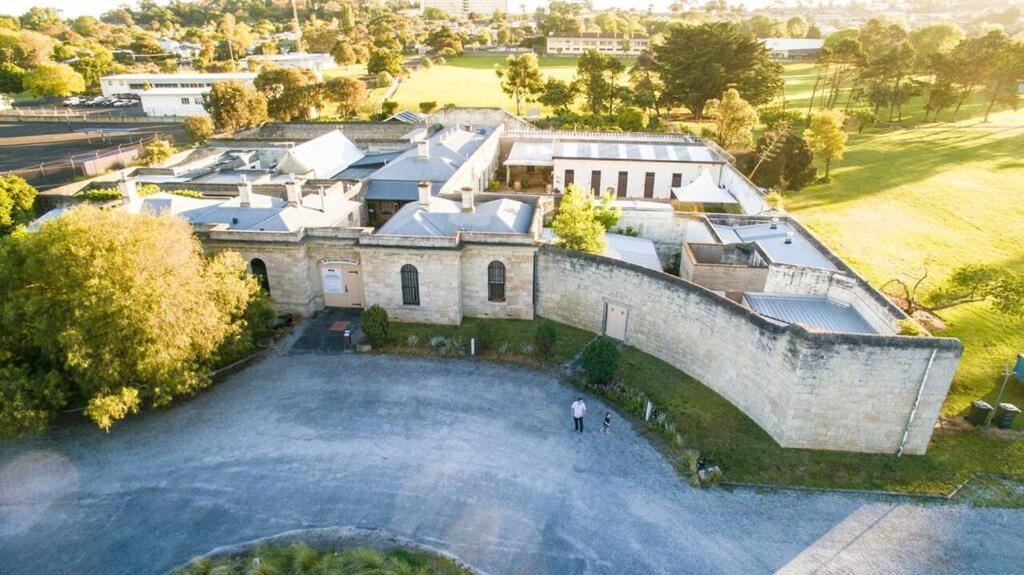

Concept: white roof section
[[275, 130, 365, 179], [376, 197, 534, 237], [603, 233, 663, 271], [761, 38, 826, 51], [140, 191, 359, 232], [744, 293, 877, 334], [101, 72, 256, 81], [553, 141, 720, 163], [506, 141, 554, 166], [26, 207, 67, 231], [712, 221, 837, 271], [671, 168, 738, 204]]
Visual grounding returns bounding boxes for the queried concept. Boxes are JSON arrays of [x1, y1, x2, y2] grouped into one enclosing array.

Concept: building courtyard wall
[[534, 246, 961, 455]]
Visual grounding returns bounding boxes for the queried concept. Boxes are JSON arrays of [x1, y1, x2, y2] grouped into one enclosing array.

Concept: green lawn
[[385, 54, 632, 113]]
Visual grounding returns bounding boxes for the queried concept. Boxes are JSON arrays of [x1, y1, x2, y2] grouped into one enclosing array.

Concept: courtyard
[[0, 349, 1022, 574]]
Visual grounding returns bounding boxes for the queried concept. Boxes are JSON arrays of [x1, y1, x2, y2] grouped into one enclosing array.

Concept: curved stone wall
[[535, 246, 962, 455]]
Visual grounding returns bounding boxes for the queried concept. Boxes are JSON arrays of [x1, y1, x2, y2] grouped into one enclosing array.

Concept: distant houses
[[546, 33, 650, 56], [761, 38, 825, 60], [100, 72, 257, 117]]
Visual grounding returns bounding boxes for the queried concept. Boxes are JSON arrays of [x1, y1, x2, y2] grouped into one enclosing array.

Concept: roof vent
[[785, 231, 794, 244], [770, 217, 779, 230], [231, 217, 239, 225]]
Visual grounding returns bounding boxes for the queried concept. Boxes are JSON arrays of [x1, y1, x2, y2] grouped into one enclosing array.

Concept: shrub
[[433, 56, 447, 65], [139, 139, 174, 166], [765, 190, 785, 210], [420, 57, 433, 69], [381, 99, 399, 117], [534, 320, 557, 359], [486, 179, 500, 191], [581, 337, 619, 385], [375, 71, 394, 89], [183, 115, 214, 144], [362, 304, 389, 346], [78, 187, 121, 202], [419, 100, 437, 114], [473, 321, 496, 354]]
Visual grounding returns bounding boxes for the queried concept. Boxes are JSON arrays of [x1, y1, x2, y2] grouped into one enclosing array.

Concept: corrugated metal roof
[[744, 293, 877, 334], [377, 197, 534, 237], [553, 141, 721, 163], [140, 191, 359, 232], [383, 110, 426, 124]]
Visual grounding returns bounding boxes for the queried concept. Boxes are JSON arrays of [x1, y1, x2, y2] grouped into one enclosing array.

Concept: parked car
[[63, 96, 85, 106], [112, 99, 133, 107], [85, 96, 106, 106]]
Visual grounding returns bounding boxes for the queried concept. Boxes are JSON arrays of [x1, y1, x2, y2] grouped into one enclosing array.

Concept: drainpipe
[[896, 349, 937, 457]]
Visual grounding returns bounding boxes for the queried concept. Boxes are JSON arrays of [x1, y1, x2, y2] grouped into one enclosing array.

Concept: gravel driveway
[[1, 350, 1022, 574]]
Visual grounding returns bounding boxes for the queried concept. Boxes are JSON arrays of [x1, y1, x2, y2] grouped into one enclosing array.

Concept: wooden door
[[605, 302, 628, 341]]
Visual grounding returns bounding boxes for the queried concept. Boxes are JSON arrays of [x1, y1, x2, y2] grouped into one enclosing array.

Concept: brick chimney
[[461, 186, 474, 213], [418, 181, 431, 210], [284, 174, 302, 207], [417, 139, 429, 159], [238, 174, 253, 207]]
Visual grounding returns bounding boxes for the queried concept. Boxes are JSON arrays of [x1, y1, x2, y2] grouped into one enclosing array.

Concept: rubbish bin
[[966, 400, 993, 426], [994, 403, 1021, 429], [342, 329, 352, 349]]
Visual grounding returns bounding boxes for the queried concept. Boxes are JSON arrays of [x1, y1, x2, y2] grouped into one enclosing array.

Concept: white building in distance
[[240, 53, 336, 72], [100, 72, 257, 118], [546, 33, 650, 56], [421, 0, 508, 17]]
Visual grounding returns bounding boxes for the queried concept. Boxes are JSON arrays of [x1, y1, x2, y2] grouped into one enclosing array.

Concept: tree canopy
[[803, 109, 848, 179], [702, 88, 759, 151], [654, 22, 783, 118], [0, 175, 36, 234], [0, 206, 266, 436], [22, 63, 85, 97], [551, 184, 619, 254], [203, 80, 269, 131], [495, 53, 544, 115]]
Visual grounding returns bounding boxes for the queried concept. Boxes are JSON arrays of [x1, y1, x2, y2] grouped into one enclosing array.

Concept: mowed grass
[[786, 112, 1024, 422], [386, 54, 633, 113]]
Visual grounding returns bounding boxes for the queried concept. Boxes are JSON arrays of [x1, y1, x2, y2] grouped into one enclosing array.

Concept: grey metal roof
[[376, 197, 534, 237], [713, 222, 836, 271], [744, 293, 877, 334], [365, 180, 443, 201], [140, 191, 359, 232], [383, 110, 426, 124], [553, 141, 722, 163]]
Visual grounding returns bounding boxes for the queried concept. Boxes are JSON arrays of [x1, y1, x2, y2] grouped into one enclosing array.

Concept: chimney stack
[[284, 174, 302, 207], [118, 176, 138, 210], [461, 186, 475, 213], [417, 139, 429, 159], [238, 174, 253, 207], [417, 181, 432, 210]]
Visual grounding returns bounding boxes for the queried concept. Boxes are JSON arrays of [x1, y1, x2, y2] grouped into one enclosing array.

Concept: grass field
[[384, 54, 632, 113]]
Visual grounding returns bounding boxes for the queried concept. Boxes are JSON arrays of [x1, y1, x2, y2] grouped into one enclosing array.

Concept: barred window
[[487, 261, 506, 303], [400, 264, 420, 306]]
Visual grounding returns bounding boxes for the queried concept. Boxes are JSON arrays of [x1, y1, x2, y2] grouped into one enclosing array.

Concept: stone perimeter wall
[[534, 247, 962, 455]]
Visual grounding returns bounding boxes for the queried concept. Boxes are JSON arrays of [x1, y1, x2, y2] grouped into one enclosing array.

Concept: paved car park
[[1, 350, 1022, 574]]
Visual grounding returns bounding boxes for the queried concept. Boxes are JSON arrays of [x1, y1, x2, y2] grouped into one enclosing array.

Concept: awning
[[671, 168, 738, 204], [505, 141, 554, 167]]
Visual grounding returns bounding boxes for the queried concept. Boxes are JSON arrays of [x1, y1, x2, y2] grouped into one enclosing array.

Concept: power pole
[[291, 0, 304, 53]]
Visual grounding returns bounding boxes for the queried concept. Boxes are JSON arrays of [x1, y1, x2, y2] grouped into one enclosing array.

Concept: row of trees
[[809, 20, 1024, 123]]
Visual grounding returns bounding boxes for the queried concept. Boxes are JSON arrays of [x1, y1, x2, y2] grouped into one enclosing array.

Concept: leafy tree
[[0, 175, 36, 233], [425, 26, 464, 56], [22, 63, 85, 97], [575, 50, 624, 115], [70, 50, 116, 88], [497, 24, 513, 47], [331, 42, 356, 66], [139, 140, 175, 166], [537, 77, 576, 114], [741, 15, 786, 38], [495, 53, 544, 115], [381, 99, 399, 117], [19, 7, 64, 36], [362, 304, 389, 346], [613, 107, 647, 131], [908, 22, 964, 68], [0, 206, 262, 435], [551, 184, 608, 254], [203, 80, 268, 132], [537, 1, 583, 36], [628, 53, 666, 118], [0, 29, 55, 68], [339, 4, 355, 33], [655, 22, 783, 118], [948, 31, 1008, 119], [367, 48, 402, 76], [419, 101, 437, 114], [254, 67, 320, 121], [322, 76, 366, 118], [702, 88, 759, 150], [981, 41, 1024, 122], [581, 337, 619, 385], [0, 61, 24, 93], [926, 265, 1024, 316], [786, 16, 809, 38], [803, 109, 848, 179], [743, 131, 816, 191]]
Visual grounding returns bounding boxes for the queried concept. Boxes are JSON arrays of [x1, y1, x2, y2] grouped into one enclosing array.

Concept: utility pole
[[291, 0, 303, 53]]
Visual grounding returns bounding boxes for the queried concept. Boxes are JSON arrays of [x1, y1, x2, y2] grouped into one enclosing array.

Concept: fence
[[3, 134, 163, 189], [0, 107, 187, 123]]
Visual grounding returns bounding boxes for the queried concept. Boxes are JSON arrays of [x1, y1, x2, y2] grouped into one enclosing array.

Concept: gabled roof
[[275, 130, 364, 179], [376, 197, 533, 237], [140, 191, 359, 232], [671, 168, 738, 204], [743, 293, 877, 334]]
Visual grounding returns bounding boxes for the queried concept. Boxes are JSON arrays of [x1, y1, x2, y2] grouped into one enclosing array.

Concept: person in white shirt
[[571, 397, 587, 434]]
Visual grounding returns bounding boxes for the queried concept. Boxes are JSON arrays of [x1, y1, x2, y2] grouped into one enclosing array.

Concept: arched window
[[400, 264, 420, 305], [250, 258, 270, 294], [487, 261, 506, 303]]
